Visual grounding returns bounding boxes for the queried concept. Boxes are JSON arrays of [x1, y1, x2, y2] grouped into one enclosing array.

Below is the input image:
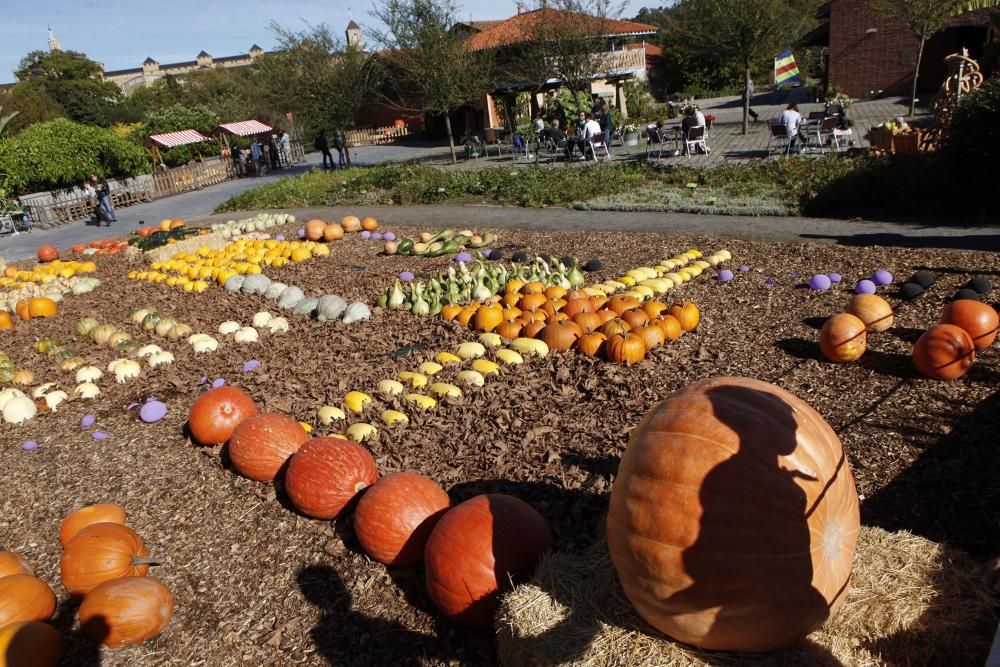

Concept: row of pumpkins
[[303, 214, 379, 241], [443, 285, 700, 363], [187, 386, 551, 627], [820, 293, 998, 379], [0, 506, 173, 665]]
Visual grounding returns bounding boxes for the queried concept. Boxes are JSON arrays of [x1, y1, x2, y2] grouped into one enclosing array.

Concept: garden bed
[[1, 220, 998, 665]]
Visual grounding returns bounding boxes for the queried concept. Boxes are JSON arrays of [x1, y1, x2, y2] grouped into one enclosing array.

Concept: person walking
[[746, 76, 759, 122], [599, 98, 614, 156], [315, 129, 333, 169], [232, 145, 246, 177], [90, 174, 117, 226], [278, 130, 292, 166], [333, 130, 347, 169]]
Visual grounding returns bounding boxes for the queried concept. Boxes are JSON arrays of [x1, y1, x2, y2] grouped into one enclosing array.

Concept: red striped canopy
[[147, 129, 211, 148], [214, 120, 273, 137]]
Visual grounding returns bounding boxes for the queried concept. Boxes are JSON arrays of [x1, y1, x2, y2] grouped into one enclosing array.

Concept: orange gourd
[[608, 377, 860, 652], [441, 305, 462, 322], [60, 503, 128, 546], [518, 293, 548, 312], [305, 219, 327, 241], [636, 324, 666, 350], [576, 332, 607, 358], [0, 551, 33, 578], [501, 306, 522, 321], [496, 320, 525, 340], [27, 298, 58, 319], [323, 223, 345, 241], [595, 309, 618, 324], [285, 437, 378, 519], [912, 323, 976, 380], [501, 292, 521, 308], [0, 311, 13, 330], [340, 215, 362, 232], [940, 300, 998, 350], [522, 281, 545, 295], [521, 320, 546, 339], [425, 494, 552, 628], [354, 472, 450, 566], [539, 320, 582, 352], [361, 216, 379, 231], [455, 304, 480, 327], [544, 285, 567, 300], [15, 300, 30, 321], [642, 301, 669, 320], [0, 621, 61, 667], [505, 280, 525, 295], [571, 311, 603, 333], [0, 575, 56, 627], [473, 303, 504, 333], [562, 298, 596, 318], [227, 413, 310, 482], [845, 294, 894, 333], [621, 308, 650, 330], [79, 576, 174, 648], [600, 318, 631, 337], [187, 386, 258, 446], [608, 295, 641, 315], [60, 523, 155, 597], [606, 331, 646, 365], [819, 314, 867, 363], [657, 315, 683, 341], [668, 302, 700, 331]]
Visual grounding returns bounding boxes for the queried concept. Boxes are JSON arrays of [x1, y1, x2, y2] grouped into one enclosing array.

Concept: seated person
[[571, 113, 603, 159], [778, 103, 803, 152], [825, 102, 854, 129], [680, 105, 707, 155], [541, 119, 566, 149]]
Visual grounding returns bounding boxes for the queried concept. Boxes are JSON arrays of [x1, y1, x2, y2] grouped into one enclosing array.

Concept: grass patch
[[576, 185, 797, 217]]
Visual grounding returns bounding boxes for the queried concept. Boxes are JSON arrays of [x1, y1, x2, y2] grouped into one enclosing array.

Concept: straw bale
[[497, 526, 998, 666]]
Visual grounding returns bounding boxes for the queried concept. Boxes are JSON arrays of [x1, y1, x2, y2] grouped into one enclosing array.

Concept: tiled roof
[[626, 42, 661, 57], [347, 20, 361, 30], [464, 8, 657, 51]]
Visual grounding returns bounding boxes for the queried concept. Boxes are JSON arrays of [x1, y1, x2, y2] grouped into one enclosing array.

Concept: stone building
[[102, 46, 265, 95]]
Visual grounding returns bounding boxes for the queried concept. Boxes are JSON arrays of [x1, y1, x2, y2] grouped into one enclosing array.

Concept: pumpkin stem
[[134, 556, 162, 567]]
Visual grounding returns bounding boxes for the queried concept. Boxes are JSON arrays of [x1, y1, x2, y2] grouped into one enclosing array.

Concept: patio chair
[[585, 134, 612, 162], [767, 122, 794, 157], [684, 125, 709, 158], [646, 126, 672, 159]]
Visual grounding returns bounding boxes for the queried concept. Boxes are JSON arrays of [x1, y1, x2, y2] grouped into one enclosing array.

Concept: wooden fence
[[344, 124, 410, 147], [151, 156, 234, 197]]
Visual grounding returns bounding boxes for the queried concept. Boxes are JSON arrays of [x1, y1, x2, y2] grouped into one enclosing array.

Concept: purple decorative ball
[[764, 277, 776, 288], [828, 272, 842, 283], [80, 415, 96, 428], [872, 270, 893, 286], [22, 440, 38, 451], [790, 271, 799, 277], [383, 232, 396, 241], [739, 266, 750, 273], [809, 274, 832, 291], [717, 269, 734, 282], [399, 271, 415, 281], [139, 401, 167, 424], [297, 228, 306, 238], [275, 234, 285, 242], [372, 232, 383, 240], [455, 252, 472, 263], [360, 230, 372, 239], [243, 360, 261, 373], [855, 279, 877, 294], [211, 378, 226, 388], [92, 431, 109, 441]]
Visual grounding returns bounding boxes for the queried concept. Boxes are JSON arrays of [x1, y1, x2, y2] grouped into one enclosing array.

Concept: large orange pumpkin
[[561, 298, 595, 318], [607, 377, 860, 652], [0, 621, 61, 666], [362, 216, 379, 231], [668, 302, 700, 331], [0, 551, 33, 578], [187, 386, 258, 446], [305, 219, 327, 241], [845, 294, 893, 333], [940, 300, 999, 350], [285, 437, 378, 519], [60, 503, 128, 546], [36, 245, 59, 263], [0, 575, 57, 626], [819, 313, 867, 362], [14, 300, 30, 321], [228, 413, 310, 481], [79, 576, 174, 648], [912, 323, 976, 380], [0, 312, 14, 330], [27, 298, 57, 319], [323, 223, 344, 241], [340, 215, 362, 232], [425, 494, 552, 628], [576, 332, 607, 358], [606, 331, 646, 365], [60, 523, 154, 597], [657, 315, 683, 341], [354, 472, 451, 566], [473, 303, 503, 333], [539, 319, 582, 352]]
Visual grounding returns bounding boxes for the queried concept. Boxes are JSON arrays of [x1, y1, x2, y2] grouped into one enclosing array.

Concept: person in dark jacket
[[90, 174, 116, 225], [314, 129, 333, 169]]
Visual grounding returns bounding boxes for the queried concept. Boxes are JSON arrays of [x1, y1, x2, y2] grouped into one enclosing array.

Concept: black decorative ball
[[559, 255, 576, 268], [899, 282, 924, 300], [968, 277, 992, 295], [487, 249, 504, 261], [954, 288, 982, 302], [512, 251, 529, 263], [911, 271, 935, 288], [583, 258, 605, 272]]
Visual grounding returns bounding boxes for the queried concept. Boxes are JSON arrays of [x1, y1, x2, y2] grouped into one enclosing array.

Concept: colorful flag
[[774, 50, 801, 87]]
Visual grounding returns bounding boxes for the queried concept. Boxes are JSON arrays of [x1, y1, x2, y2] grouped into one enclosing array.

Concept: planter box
[[892, 131, 921, 155], [623, 133, 640, 147]]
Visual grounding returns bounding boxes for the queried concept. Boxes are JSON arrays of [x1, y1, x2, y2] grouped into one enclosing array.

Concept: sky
[[2, 0, 656, 83]]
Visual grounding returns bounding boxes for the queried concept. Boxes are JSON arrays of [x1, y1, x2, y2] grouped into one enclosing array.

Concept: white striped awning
[[147, 129, 211, 148], [214, 120, 273, 137]]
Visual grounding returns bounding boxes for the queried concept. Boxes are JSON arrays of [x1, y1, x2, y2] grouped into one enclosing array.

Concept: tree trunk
[[909, 35, 926, 118], [742, 62, 751, 135], [445, 112, 457, 164], [344, 134, 353, 169]]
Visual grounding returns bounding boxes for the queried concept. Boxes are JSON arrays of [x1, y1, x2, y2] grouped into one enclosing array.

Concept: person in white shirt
[[778, 103, 802, 152], [572, 112, 603, 160]]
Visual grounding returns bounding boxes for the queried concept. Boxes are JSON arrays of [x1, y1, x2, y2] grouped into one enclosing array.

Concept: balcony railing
[[593, 47, 646, 75]]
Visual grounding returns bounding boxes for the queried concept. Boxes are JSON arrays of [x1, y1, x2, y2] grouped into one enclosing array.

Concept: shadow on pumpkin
[[51, 596, 102, 666]]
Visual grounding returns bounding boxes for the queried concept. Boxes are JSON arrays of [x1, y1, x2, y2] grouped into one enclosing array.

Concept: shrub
[[941, 77, 1000, 179], [134, 104, 220, 167], [0, 118, 150, 194]]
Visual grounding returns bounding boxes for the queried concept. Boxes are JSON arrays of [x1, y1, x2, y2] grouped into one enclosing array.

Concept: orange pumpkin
[[520, 309, 547, 324], [323, 223, 345, 241], [565, 289, 590, 301], [305, 219, 327, 241], [939, 300, 999, 350], [600, 318, 631, 337], [542, 298, 568, 317], [227, 413, 310, 482], [0, 621, 61, 667], [168, 219, 185, 230], [36, 245, 59, 263], [668, 302, 700, 331], [576, 332, 607, 358], [606, 331, 646, 365], [608, 377, 860, 652], [0, 311, 13, 330], [496, 320, 525, 340], [361, 216, 379, 231], [501, 306, 523, 322], [608, 295, 641, 315], [595, 309, 618, 324], [571, 311, 603, 333], [354, 472, 450, 566], [636, 324, 666, 350], [501, 292, 521, 308], [79, 576, 174, 648], [27, 297, 57, 319], [657, 315, 683, 341], [0, 575, 56, 627], [521, 320, 546, 338], [562, 298, 595, 318], [0, 551, 34, 578], [819, 314, 867, 363], [845, 294, 893, 333], [522, 281, 545, 295], [285, 437, 379, 519], [60, 523, 154, 597], [455, 304, 480, 327], [60, 504, 128, 546], [518, 293, 548, 312], [912, 323, 975, 380], [621, 308, 650, 330], [504, 280, 525, 295], [187, 386, 258, 446], [544, 285, 567, 300], [340, 215, 362, 232], [441, 305, 463, 322], [642, 301, 669, 320], [473, 303, 503, 333], [15, 300, 30, 321], [539, 320, 582, 352]]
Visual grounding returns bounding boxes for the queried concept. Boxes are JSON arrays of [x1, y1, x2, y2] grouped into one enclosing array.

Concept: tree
[[0, 106, 18, 137], [14, 50, 122, 126], [371, 0, 495, 163], [134, 104, 220, 167], [668, 0, 812, 134], [869, 0, 1000, 117]]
